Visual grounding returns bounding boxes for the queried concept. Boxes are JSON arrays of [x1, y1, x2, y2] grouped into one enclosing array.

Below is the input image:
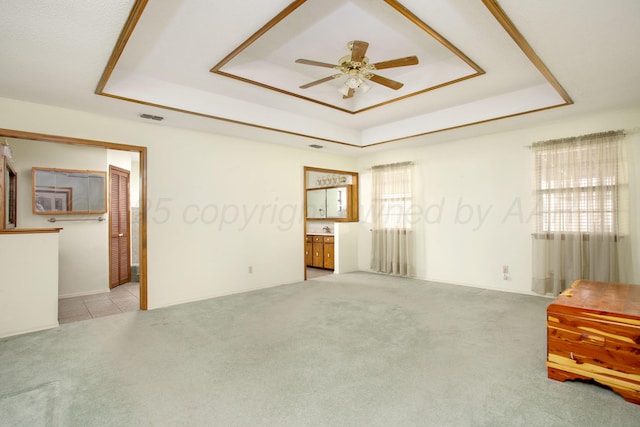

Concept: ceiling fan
[[295, 40, 418, 99]]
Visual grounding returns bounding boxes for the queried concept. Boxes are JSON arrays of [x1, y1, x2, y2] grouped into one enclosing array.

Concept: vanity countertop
[[307, 233, 334, 236]]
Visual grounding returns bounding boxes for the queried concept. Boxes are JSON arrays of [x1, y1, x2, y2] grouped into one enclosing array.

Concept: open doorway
[[0, 128, 148, 317], [56, 158, 141, 324], [303, 166, 359, 280]]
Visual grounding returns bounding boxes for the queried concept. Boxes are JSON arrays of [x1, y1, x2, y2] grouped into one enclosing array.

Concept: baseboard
[[362, 269, 553, 298], [418, 275, 552, 298], [148, 279, 301, 310], [58, 289, 109, 299], [0, 322, 59, 339]]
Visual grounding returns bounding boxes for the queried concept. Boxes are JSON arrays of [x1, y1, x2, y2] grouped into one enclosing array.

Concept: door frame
[[0, 128, 148, 310]]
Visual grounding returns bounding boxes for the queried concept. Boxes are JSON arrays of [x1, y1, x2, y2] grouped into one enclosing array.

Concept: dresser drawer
[[547, 312, 640, 375]]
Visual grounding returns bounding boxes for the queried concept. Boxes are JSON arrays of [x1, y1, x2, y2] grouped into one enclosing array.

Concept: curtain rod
[[371, 161, 414, 170], [526, 129, 627, 149], [625, 126, 640, 135]]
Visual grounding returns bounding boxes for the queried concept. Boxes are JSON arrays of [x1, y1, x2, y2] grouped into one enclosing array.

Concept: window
[[535, 143, 620, 234], [370, 162, 414, 276], [531, 130, 627, 295], [372, 162, 413, 229]]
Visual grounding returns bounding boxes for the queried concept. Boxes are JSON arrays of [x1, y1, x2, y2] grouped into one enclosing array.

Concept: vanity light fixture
[[1, 137, 13, 160], [139, 113, 164, 121]]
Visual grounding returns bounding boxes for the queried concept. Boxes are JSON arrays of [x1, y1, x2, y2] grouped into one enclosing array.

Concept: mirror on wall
[[304, 166, 359, 222], [32, 167, 107, 214], [5, 161, 17, 228], [306, 187, 349, 219], [306, 188, 327, 218], [326, 187, 348, 218], [1, 155, 17, 229]]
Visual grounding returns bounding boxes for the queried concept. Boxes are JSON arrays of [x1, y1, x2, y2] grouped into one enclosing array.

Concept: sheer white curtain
[[531, 130, 628, 295], [370, 162, 414, 276]]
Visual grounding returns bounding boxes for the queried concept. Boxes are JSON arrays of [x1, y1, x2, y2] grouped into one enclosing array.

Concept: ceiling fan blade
[[372, 55, 419, 70], [295, 59, 339, 69], [299, 74, 342, 89], [342, 88, 355, 99], [368, 74, 404, 90], [350, 40, 369, 63]]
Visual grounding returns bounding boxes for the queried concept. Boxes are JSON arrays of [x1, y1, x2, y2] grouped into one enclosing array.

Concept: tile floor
[[306, 267, 333, 279], [58, 282, 140, 324]]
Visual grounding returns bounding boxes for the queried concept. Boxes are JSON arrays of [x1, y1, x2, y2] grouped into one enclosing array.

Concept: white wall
[[0, 231, 60, 337], [357, 108, 640, 294], [0, 97, 357, 309], [334, 222, 358, 274], [10, 139, 110, 297], [2, 96, 637, 311], [107, 149, 133, 172]]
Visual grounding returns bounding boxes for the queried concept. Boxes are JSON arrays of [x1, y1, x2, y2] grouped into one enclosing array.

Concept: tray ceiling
[[1, 0, 639, 154]]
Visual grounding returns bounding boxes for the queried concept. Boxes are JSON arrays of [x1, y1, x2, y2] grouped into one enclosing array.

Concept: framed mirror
[[306, 186, 350, 219], [326, 187, 349, 218], [304, 166, 359, 222], [32, 167, 107, 214], [1, 155, 17, 229], [306, 188, 327, 218]]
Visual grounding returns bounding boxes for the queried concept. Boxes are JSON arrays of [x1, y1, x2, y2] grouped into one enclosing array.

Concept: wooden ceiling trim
[[210, 0, 483, 114], [384, 0, 485, 75], [96, 92, 360, 148], [210, 0, 307, 72], [95, 0, 149, 95], [481, 0, 573, 105], [93, 0, 573, 150]]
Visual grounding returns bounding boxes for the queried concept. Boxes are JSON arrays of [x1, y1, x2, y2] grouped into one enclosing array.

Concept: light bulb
[[346, 76, 360, 89], [338, 85, 350, 96]]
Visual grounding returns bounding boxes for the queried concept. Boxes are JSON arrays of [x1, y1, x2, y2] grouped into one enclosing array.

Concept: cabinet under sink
[[305, 234, 334, 270]]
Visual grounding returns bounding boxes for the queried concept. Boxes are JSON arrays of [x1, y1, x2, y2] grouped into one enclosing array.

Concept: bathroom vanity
[[304, 166, 359, 277], [306, 234, 334, 270]]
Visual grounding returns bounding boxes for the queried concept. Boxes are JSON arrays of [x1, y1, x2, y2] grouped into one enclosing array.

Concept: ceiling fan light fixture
[[345, 76, 361, 89], [296, 40, 418, 99]]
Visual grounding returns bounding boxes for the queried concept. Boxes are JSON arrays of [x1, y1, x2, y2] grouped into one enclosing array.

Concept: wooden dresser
[[546, 279, 640, 404]]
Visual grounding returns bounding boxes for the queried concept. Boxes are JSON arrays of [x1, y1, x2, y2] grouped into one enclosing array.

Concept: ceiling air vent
[[139, 113, 164, 121]]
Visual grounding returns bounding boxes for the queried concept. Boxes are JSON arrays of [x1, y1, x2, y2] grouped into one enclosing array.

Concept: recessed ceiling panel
[[95, 0, 574, 150], [212, 0, 483, 113]]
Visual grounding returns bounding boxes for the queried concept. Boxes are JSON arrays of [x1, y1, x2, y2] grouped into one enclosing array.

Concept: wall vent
[[140, 113, 164, 121]]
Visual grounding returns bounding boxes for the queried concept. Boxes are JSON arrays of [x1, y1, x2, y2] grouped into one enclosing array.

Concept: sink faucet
[[322, 226, 331, 233]]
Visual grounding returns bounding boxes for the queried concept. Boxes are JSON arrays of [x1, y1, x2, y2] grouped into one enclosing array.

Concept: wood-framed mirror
[[32, 167, 107, 214], [306, 186, 351, 219], [1, 154, 17, 229], [304, 166, 358, 222]]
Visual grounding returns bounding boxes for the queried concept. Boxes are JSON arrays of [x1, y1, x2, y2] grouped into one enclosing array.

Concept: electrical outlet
[[502, 265, 509, 280]]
